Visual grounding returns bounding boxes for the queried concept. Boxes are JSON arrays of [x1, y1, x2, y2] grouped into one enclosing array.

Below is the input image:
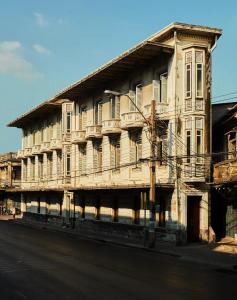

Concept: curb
[[13, 219, 237, 272]]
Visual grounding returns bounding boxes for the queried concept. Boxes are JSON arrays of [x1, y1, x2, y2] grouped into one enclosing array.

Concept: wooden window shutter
[[82, 107, 87, 130], [129, 90, 136, 112], [160, 74, 167, 103], [153, 80, 160, 102], [157, 141, 162, 160], [116, 141, 120, 168], [93, 142, 98, 172], [110, 141, 115, 169], [162, 139, 168, 164], [79, 148, 82, 174], [137, 143, 142, 161], [98, 102, 102, 125], [136, 84, 142, 109], [115, 96, 120, 119], [130, 134, 136, 163], [79, 107, 82, 130]]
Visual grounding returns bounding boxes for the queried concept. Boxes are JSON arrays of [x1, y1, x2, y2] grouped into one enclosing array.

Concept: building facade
[[212, 102, 237, 239], [0, 152, 21, 213], [9, 23, 222, 243]]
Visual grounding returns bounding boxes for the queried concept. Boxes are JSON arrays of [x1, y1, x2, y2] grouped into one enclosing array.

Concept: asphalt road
[[0, 220, 236, 300]]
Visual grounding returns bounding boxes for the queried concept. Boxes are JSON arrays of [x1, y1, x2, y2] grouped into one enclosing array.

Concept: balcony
[[50, 139, 62, 150], [41, 142, 52, 153], [182, 163, 206, 182], [85, 125, 102, 139], [71, 130, 86, 144], [32, 145, 41, 155], [121, 112, 144, 130], [24, 147, 33, 157], [101, 119, 121, 135], [17, 150, 25, 159], [213, 158, 237, 184], [144, 103, 169, 117]]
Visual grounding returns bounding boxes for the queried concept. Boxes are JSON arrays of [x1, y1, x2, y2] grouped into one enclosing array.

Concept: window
[[23, 159, 27, 181], [160, 73, 167, 103], [153, 72, 168, 103], [95, 101, 102, 125], [196, 130, 202, 162], [66, 153, 71, 176], [57, 153, 62, 177], [47, 153, 53, 178], [66, 112, 71, 133], [185, 64, 192, 98], [130, 84, 142, 112], [156, 120, 168, 164], [130, 131, 142, 166], [196, 64, 203, 97], [110, 95, 120, 119], [195, 51, 203, 98], [195, 118, 203, 163], [79, 145, 87, 175], [186, 130, 191, 163], [38, 156, 43, 179], [110, 137, 120, 170], [93, 141, 102, 172], [79, 106, 87, 130], [185, 51, 192, 99]]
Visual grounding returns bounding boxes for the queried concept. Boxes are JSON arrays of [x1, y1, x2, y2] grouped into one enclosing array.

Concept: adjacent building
[[212, 102, 237, 239], [8, 22, 222, 243], [0, 152, 21, 213]]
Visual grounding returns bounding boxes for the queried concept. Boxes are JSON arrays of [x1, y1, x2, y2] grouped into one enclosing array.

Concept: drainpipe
[[209, 35, 218, 162], [208, 35, 218, 242], [174, 30, 181, 244]]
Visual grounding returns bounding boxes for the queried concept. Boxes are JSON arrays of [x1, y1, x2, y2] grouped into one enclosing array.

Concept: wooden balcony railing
[[85, 125, 102, 139], [121, 112, 143, 130], [213, 158, 237, 184], [102, 119, 121, 135]]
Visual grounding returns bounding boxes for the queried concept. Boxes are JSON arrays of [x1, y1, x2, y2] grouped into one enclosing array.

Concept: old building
[[9, 22, 222, 243], [0, 152, 21, 213], [212, 102, 237, 240]]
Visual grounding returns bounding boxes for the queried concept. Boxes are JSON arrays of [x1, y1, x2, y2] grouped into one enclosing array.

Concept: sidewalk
[[9, 217, 237, 272]]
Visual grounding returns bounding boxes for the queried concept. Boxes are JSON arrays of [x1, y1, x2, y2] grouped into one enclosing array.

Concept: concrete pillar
[[20, 193, 27, 214]]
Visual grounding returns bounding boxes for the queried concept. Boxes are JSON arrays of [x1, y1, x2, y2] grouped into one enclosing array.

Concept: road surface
[[0, 220, 236, 299]]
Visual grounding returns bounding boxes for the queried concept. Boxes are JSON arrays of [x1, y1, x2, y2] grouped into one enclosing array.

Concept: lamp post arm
[[122, 94, 151, 126]]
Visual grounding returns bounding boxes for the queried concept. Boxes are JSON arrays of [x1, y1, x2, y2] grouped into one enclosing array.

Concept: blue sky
[[0, 0, 237, 152]]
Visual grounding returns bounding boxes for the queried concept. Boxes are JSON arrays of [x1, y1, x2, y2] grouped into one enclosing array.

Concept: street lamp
[[104, 89, 157, 248]]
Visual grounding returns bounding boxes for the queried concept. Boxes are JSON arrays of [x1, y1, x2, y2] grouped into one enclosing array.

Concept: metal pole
[[148, 99, 156, 248]]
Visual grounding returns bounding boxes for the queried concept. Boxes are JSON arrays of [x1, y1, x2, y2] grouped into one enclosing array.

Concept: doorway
[[187, 196, 201, 242]]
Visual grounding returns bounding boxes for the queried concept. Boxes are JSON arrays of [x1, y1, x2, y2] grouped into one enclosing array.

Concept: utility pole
[[148, 99, 156, 248]]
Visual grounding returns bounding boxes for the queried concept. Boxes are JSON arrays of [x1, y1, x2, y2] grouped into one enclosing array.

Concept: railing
[[71, 130, 86, 143], [41, 142, 51, 153], [0, 152, 18, 162], [50, 139, 62, 149], [102, 119, 121, 135], [85, 125, 102, 139], [24, 147, 32, 157], [17, 150, 25, 159], [121, 112, 143, 129], [144, 103, 169, 117], [213, 158, 237, 184], [182, 163, 207, 180], [32, 145, 41, 154]]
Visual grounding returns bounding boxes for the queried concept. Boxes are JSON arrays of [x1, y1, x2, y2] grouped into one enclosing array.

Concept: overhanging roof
[[8, 100, 62, 128], [53, 41, 174, 100], [8, 22, 222, 128]]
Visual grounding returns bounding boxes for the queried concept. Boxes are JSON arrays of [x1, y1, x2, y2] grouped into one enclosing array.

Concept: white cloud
[[0, 41, 43, 80], [34, 12, 48, 27], [33, 44, 51, 55], [0, 41, 21, 52]]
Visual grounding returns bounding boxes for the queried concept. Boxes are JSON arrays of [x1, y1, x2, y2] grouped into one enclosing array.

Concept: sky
[[0, 0, 237, 153]]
